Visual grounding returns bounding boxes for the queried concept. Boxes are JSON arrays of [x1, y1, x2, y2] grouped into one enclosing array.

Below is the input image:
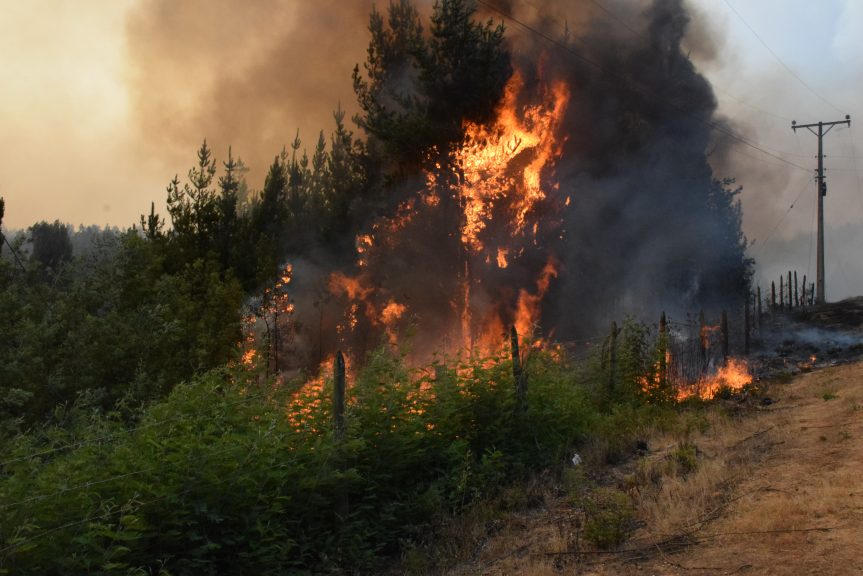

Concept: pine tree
[[353, 0, 511, 170]]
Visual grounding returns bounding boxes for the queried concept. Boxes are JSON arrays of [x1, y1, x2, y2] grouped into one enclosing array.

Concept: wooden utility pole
[[792, 115, 852, 304]]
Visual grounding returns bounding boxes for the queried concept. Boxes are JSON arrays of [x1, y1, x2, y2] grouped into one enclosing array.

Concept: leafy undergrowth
[[0, 322, 688, 575], [399, 382, 785, 576]]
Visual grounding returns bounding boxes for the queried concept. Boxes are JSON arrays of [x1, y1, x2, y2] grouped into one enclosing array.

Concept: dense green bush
[[582, 487, 635, 549], [0, 337, 669, 575]]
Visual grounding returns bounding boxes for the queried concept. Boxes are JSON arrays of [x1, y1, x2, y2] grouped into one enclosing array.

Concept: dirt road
[[643, 362, 863, 575], [436, 362, 863, 576]]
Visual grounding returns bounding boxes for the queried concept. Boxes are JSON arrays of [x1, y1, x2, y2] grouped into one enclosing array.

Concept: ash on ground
[[751, 296, 863, 379]]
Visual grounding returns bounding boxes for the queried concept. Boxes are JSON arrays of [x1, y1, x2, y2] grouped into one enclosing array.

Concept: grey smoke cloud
[[125, 0, 373, 183]]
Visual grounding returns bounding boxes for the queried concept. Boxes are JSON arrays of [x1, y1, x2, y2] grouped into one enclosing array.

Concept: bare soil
[[617, 361, 863, 576], [432, 362, 863, 576]]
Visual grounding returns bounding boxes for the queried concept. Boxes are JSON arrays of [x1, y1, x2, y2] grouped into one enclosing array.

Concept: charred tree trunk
[[744, 297, 750, 355], [720, 310, 729, 364], [771, 281, 776, 311]]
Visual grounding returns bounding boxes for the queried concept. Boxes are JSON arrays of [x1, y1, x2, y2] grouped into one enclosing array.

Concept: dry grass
[[390, 361, 863, 576]]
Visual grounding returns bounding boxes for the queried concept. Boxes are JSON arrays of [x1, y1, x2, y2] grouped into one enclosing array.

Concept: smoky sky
[[3, 0, 859, 302], [125, 0, 374, 183]]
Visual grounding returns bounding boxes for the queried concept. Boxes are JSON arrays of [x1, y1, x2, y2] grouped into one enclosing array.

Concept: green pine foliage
[[0, 339, 669, 575]]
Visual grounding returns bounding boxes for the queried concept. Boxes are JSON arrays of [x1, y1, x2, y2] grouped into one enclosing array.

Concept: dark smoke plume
[[128, 0, 752, 365], [323, 0, 751, 358], [509, 0, 751, 334]]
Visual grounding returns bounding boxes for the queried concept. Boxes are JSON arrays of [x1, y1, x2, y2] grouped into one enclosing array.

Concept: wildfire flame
[[514, 257, 558, 341], [314, 68, 571, 358], [455, 71, 569, 252], [677, 358, 753, 401]]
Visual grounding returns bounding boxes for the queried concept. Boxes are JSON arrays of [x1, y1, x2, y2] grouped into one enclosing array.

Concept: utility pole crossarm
[[790, 114, 851, 305]]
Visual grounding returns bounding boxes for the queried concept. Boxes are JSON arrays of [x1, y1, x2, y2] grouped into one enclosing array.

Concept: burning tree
[[244, 0, 752, 372]]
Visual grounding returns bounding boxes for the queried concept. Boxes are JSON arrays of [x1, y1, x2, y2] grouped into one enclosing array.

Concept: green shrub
[[669, 443, 699, 476], [583, 487, 634, 549], [0, 316, 674, 574]]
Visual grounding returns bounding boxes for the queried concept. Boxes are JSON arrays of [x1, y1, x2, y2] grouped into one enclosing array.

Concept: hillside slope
[[432, 362, 863, 575]]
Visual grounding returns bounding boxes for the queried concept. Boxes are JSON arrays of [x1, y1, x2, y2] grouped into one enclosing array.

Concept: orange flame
[[381, 299, 407, 344], [677, 358, 753, 401], [514, 257, 559, 340], [255, 67, 574, 369], [496, 248, 509, 269], [455, 71, 570, 252]]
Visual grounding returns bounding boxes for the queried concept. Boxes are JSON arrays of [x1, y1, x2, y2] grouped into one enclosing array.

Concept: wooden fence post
[[607, 321, 618, 397], [659, 312, 668, 387], [788, 271, 793, 310], [780, 275, 784, 310], [698, 310, 707, 376], [720, 310, 729, 364], [757, 286, 762, 329], [802, 275, 807, 307], [333, 351, 348, 521], [794, 271, 799, 307], [334, 351, 346, 441], [511, 326, 527, 411]]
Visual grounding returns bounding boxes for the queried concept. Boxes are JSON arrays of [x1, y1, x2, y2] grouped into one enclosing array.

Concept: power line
[[588, 0, 640, 37], [721, 0, 847, 115], [845, 129, 863, 219], [751, 172, 813, 257], [475, 0, 811, 174]]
